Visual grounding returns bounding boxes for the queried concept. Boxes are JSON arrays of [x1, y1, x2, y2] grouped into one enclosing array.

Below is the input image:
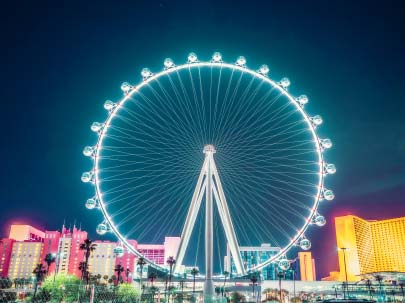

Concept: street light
[[338, 247, 349, 299]]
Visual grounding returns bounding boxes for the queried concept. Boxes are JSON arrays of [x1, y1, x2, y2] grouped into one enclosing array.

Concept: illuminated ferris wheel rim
[[83, 53, 334, 275]]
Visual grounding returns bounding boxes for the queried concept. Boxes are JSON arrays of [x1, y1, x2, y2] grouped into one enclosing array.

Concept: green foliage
[[0, 278, 12, 289], [230, 291, 245, 303], [117, 283, 140, 303], [41, 273, 82, 303]]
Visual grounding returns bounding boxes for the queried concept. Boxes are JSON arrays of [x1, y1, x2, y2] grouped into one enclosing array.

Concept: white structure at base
[[174, 145, 246, 300]]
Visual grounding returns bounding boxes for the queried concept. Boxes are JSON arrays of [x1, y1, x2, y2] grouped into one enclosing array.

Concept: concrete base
[[204, 279, 215, 303]]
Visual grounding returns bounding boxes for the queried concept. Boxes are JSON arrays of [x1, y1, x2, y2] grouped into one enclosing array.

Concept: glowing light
[[278, 257, 290, 270], [311, 115, 323, 126], [83, 146, 94, 157], [323, 189, 335, 201], [236, 56, 246, 66], [296, 95, 309, 106], [113, 246, 125, 257], [258, 64, 269, 75], [85, 198, 97, 209], [314, 215, 326, 227], [164, 58, 175, 69], [96, 223, 108, 235], [325, 163, 336, 174], [212, 52, 222, 63], [81, 172, 93, 183], [85, 58, 332, 275], [187, 52, 198, 63], [120, 82, 132, 93], [300, 238, 312, 250], [320, 138, 333, 149], [104, 100, 116, 111], [279, 77, 291, 88], [90, 122, 104, 132], [141, 68, 153, 79]]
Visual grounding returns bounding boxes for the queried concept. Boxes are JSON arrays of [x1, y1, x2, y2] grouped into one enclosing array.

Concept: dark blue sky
[[1, 0, 404, 278]]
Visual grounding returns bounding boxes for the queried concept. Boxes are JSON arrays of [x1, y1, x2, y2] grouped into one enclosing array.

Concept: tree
[[149, 271, 158, 287], [79, 239, 97, 283], [124, 268, 130, 283], [231, 291, 245, 303], [166, 256, 176, 289], [222, 271, 229, 297], [137, 257, 147, 288], [190, 267, 199, 295], [250, 275, 258, 299], [42, 274, 81, 303], [375, 274, 384, 300], [399, 283, 405, 303], [365, 279, 372, 300], [44, 253, 56, 275], [32, 263, 47, 302], [117, 283, 140, 303], [115, 264, 125, 284], [78, 261, 87, 282]]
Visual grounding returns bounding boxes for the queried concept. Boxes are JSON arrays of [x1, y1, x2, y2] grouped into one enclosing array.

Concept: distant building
[[297, 252, 316, 281], [331, 215, 405, 281], [1, 222, 182, 281], [88, 241, 116, 278], [9, 224, 44, 242], [115, 240, 137, 282], [0, 238, 15, 277], [41, 230, 61, 274], [224, 243, 280, 280], [8, 241, 43, 279]]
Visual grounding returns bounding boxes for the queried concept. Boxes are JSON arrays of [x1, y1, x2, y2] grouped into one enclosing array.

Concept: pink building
[[0, 238, 15, 277], [64, 226, 87, 277], [116, 240, 137, 282], [41, 230, 61, 273], [137, 237, 180, 265], [9, 224, 44, 242]]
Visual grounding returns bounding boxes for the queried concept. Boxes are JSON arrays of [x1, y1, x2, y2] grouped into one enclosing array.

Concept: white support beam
[[211, 161, 246, 275], [173, 158, 208, 273]]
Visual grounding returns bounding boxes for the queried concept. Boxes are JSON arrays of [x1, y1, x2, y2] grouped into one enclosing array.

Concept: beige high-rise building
[[88, 241, 116, 278], [8, 241, 43, 279], [334, 215, 405, 281]]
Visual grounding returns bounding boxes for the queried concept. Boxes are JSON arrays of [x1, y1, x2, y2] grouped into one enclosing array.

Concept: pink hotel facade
[[0, 224, 180, 279]]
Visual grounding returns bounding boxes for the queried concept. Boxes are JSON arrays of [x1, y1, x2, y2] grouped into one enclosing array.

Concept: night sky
[[1, 0, 405, 278]]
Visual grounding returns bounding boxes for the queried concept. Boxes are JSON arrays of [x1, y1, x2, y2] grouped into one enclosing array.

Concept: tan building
[[334, 215, 405, 281], [88, 241, 116, 278], [298, 252, 316, 281], [8, 241, 43, 279], [57, 237, 72, 274]]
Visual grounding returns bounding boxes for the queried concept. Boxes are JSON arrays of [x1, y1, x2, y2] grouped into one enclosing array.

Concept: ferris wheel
[[81, 52, 335, 283]]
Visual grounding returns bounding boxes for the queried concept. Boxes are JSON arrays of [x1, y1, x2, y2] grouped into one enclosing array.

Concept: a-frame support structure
[[173, 145, 246, 301]]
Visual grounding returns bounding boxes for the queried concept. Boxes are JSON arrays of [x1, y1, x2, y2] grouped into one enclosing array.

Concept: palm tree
[[44, 253, 56, 275], [79, 239, 97, 283], [365, 279, 372, 300], [375, 274, 384, 300], [223, 271, 229, 297], [166, 256, 176, 288], [137, 257, 147, 289], [115, 264, 125, 284], [190, 267, 199, 295], [250, 275, 258, 299], [32, 263, 46, 302], [399, 283, 405, 303], [125, 268, 131, 283], [78, 261, 88, 282], [148, 271, 158, 288]]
